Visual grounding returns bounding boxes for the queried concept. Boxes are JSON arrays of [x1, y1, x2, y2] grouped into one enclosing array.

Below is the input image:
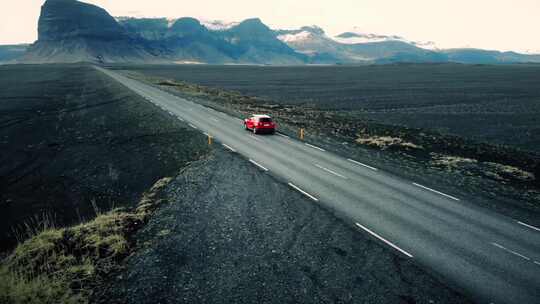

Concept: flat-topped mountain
[[23, 0, 165, 63]]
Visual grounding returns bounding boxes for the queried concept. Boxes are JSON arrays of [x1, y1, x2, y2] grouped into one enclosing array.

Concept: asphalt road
[[97, 66, 540, 304]]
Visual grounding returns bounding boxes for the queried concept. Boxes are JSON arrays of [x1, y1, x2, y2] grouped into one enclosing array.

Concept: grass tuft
[[0, 177, 172, 304], [356, 135, 423, 151]]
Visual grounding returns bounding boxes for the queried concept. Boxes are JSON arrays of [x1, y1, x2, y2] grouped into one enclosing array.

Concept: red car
[[244, 114, 276, 134]]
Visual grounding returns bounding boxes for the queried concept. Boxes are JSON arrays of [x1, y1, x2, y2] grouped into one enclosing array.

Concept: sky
[[1, 0, 539, 53]]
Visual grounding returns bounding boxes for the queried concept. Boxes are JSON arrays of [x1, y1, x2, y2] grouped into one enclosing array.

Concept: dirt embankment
[[0, 64, 209, 251], [98, 149, 470, 304]]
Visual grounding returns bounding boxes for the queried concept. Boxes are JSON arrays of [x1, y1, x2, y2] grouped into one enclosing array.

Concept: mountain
[[0, 44, 29, 64], [15, 0, 540, 64], [441, 48, 540, 64], [275, 26, 445, 64], [22, 0, 167, 63], [115, 16, 304, 64], [217, 18, 305, 64], [333, 30, 438, 50], [164, 17, 237, 63], [200, 20, 240, 31], [275, 26, 343, 63]]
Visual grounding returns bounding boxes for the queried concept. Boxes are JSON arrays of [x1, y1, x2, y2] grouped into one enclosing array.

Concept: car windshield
[[259, 118, 272, 122]]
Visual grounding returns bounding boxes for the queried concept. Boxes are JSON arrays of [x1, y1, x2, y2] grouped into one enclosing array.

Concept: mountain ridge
[[11, 0, 540, 64]]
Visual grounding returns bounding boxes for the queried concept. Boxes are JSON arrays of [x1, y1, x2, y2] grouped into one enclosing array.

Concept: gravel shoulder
[[100, 148, 470, 304]]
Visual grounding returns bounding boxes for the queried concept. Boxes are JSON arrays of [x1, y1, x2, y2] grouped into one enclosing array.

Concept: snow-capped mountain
[[274, 26, 444, 63], [200, 20, 240, 31], [333, 28, 438, 50], [277, 30, 314, 44]]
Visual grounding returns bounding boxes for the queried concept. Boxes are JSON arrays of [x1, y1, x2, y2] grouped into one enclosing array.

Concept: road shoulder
[[99, 149, 470, 304]]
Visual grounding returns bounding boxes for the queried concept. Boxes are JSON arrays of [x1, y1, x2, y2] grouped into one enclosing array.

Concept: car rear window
[[258, 118, 272, 122]]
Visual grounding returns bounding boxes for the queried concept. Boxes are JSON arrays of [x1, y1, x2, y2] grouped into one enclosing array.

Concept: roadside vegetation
[[0, 178, 172, 304]]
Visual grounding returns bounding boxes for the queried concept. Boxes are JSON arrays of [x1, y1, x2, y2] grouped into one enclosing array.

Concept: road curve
[[97, 66, 540, 304]]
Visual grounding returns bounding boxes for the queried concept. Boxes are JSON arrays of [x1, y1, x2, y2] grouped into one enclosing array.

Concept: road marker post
[[300, 128, 305, 140], [208, 134, 213, 145]]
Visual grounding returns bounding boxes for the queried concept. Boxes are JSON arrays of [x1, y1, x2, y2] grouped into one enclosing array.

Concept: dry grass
[[430, 153, 535, 183], [356, 135, 423, 151], [484, 162, 534, 182], [431, 154, 478, 168], [0, 177, 172, 304]]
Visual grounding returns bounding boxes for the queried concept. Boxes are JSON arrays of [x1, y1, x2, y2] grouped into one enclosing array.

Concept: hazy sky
[[1, 0, 539, 53]]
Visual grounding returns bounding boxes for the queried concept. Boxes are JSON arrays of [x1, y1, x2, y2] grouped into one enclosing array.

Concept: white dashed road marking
[[305, 143, 325, 152], [413, 183, 460, 201], [517, 221, 540, 232], [188, 124, 198, 130], [355, 223, 413, 258], [250, 135, 263, 142], [491, 242, 530, 261], [314, 164, 347, 179], [277, 133, 290, 139], [347, 159, 378, 171]]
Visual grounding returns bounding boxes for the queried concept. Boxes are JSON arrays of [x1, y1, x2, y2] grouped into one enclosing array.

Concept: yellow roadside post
[[208, 134, 213, 145], [300, 128, 305, 140]]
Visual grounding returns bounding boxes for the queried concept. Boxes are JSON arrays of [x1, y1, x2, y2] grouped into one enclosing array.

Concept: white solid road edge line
[[491, 242, 531, 261], [412, 183, 460, 201], [288, 183, 319, 202], [347, 158, 378, 171], [305, 143, 326, 152], [314, 164, 347, 179], [249, 159, 269, 172], [517, 221, 540, 232], [188, 123, 198, 130], [355, 223, 413, 258], [222, 144, 236, 152]]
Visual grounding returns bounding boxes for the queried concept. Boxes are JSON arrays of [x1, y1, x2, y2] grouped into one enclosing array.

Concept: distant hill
[[0, 45, 29, 63], [14, 0, 540, 64], [441, 48, 540, 64]]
